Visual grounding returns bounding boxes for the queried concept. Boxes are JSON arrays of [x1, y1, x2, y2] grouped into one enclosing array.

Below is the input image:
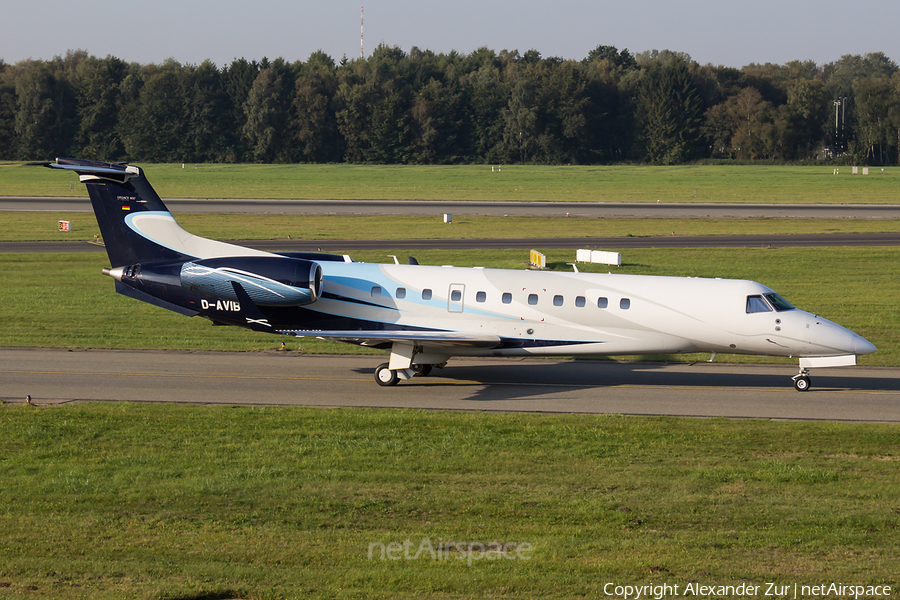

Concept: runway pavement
[[3, 348, 899, 422], [4, 232, 900, 254], [4, 196, 900, 218], [5, 195, 900, 254]]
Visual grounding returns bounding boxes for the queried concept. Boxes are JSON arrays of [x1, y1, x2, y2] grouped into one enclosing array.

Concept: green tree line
[[1, 46, 899, 165]]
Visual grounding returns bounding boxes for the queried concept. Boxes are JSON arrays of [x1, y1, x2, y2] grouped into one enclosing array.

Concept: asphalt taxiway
[[4, 196, 900, 219], [4, 232, 900, 254], [3, 348, 898, 422]]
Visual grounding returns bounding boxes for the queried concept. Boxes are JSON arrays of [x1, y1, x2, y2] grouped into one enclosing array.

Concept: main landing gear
[[375, 363, 400, 386], [411, 363, 432, 377], [374, 362, 436, 386], [792, 368, 811, 392]]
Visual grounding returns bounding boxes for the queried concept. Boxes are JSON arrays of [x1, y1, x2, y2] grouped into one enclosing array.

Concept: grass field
[[2, 162, 898, 203], [5, 211, 900, 243], [1, 246, 896, 365], [0, 403, 897, 599]]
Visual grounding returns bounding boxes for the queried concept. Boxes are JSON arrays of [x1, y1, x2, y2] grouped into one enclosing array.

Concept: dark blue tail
[[40, 158, 191, 267]]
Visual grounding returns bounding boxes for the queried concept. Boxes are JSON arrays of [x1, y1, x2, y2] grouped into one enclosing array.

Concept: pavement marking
[[0, 368, 367, 383]]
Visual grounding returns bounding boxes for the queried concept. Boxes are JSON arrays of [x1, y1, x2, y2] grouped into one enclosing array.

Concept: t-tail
[[37, 158, 325, 324], [39, 158, 188, 266], [37, 158, 269, 266]]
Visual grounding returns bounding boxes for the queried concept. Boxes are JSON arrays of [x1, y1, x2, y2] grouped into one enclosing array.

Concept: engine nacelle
[[180, 256, 323, 306]]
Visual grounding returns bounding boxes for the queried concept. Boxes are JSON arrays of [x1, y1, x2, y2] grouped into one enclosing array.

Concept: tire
[[375, 363, 399, 386], [793, 375, 811, 392], [411, 364, 433, 377]]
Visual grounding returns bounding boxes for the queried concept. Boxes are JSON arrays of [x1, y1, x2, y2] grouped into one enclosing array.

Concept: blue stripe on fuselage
[[321, 263, 517, 321]]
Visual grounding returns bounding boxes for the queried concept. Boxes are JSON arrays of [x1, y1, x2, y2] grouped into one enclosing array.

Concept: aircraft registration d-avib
[[39, 158, 875, 391]]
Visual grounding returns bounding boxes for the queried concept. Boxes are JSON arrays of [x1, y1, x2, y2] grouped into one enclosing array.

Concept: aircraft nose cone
[[802, 315, 875, 357], [853, 334, 877, 355]]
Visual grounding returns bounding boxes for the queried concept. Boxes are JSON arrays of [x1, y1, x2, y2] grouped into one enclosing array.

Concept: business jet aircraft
[[38, 158, 875, 391]]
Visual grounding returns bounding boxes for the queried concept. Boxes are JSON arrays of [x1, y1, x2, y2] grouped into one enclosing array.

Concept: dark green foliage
[[119, 61, 190, 162], [0, 48, 898, 164], [10, 56, 78, 160], [242, 58, 299, 163], [186, 60, 233, 163], [220, 58, 259, 162], [74, 54, 128, 160], [0, 60, 16, 160], [294, 51, 343, 163], [637, 55, 705, 164]]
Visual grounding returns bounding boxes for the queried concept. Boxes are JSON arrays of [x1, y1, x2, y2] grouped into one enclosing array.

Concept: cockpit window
[[764, 293, 795, 312], [746, 295, 772, 313]]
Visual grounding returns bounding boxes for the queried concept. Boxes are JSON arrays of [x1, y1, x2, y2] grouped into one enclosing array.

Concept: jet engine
[[179, 256, 323, 306]]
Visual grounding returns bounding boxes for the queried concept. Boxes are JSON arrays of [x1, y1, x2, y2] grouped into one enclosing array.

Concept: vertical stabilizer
[[38, 159, 269, 266], [42, 159, 190, 266]]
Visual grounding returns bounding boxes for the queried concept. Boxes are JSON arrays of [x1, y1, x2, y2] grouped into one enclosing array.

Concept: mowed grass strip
[[0, 404, 897, 599], [5, 211, 900, 242], [3, 162, 898, 203], [0, 247, 896, 365]]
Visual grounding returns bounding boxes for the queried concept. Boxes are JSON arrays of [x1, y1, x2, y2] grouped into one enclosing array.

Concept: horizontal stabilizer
[[37, 158, 138, 183]]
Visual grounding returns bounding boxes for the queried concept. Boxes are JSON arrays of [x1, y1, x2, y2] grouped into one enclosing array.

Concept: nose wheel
[[792, 369, 811, 392]]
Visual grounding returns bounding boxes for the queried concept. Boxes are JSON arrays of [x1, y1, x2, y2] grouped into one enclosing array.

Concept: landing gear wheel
[[375, 363, 399, 386], [411, 364, 433, 377], [793, 375, 811, 392]]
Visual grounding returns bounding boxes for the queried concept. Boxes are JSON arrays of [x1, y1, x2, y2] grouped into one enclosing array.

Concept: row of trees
[[1, 46, 899, 165]]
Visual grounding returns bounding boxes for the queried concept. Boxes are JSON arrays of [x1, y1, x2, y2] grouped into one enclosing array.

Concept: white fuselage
[[305, 262, 873, 360]]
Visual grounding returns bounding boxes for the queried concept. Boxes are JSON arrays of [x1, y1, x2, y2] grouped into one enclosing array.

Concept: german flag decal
[[122, 205, 130, 210]]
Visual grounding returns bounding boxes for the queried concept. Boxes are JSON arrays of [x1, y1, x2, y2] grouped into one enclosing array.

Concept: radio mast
[[360, 6, 364, 59]]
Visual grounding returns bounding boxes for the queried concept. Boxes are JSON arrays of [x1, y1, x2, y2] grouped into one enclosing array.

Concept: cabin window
[[396, 287, 406, 299], [620, 298, 631, 310], [746, 295, 772, 313], [476, 291, 487, 303], [422, 289, 432, 300], [528, 294, 539, 305], [597, 297, 608, 309], [575, 296, 586, 307], [502, 292, 512, 304], [371, 286, 382, 298], [553, 295, 564, 307], [451, 290, 462, 302]]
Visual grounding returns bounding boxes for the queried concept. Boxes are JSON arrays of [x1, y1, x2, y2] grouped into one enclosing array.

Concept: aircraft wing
[[285, 329, 502, 349]]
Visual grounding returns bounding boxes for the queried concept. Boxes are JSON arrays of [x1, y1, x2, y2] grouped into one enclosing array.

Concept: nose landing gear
[[792, 368, 811, 392]]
